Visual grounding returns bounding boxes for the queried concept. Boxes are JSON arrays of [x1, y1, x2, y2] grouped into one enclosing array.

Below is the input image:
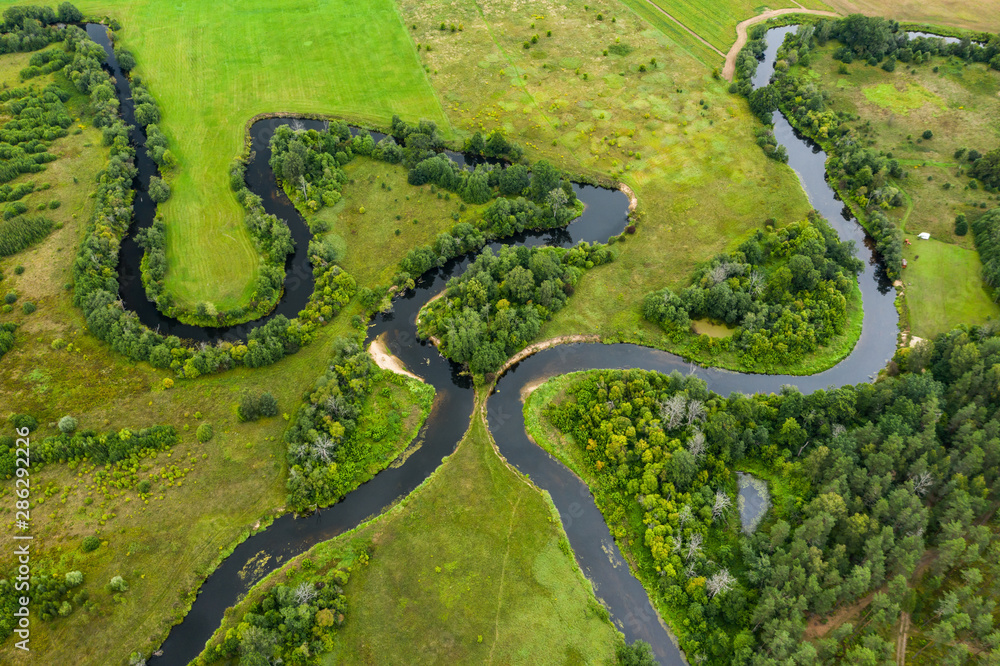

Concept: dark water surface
[[83, 22, 897, 666]]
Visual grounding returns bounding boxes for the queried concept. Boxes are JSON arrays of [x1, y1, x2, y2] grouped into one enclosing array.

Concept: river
[[81, 22, 896, 666]]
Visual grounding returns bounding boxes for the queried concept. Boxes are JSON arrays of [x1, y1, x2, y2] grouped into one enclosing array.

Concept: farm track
[[723, 8, 840, 80]]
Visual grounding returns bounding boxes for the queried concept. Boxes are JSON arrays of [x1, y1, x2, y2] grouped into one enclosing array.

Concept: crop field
[[14, 0, 451, 313], [823, 0, 1000, 33], [801, 43, 1000, 336]]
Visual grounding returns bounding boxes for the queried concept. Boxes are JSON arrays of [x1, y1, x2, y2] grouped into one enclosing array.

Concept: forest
[[643, 215, 861, 370], [541, 323, 1000, 664], [416, 242, 613, 375]]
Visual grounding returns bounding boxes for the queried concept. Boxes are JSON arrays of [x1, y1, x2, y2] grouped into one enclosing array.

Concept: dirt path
[[640, 0, 725, 58], [896, 611, 911, 665], [722, 8, 840, 81], [368, 334, 423, 382]]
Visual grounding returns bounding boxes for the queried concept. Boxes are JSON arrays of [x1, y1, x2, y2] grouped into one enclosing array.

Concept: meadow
[[5, 0, 452, 314], [799, 42, 1000, 337]]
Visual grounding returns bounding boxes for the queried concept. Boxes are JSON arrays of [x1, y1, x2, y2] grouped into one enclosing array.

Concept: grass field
[[326, 411, 619, 665], [903, 239, 998, 339], [800, 43, 1000, 337], [0, 0, 452, 314], [822, 0, 1000, 33], [313, 158, 491, 288]]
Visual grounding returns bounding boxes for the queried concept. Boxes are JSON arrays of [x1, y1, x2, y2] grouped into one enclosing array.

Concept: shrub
[[922, 130, 933, 140], [109, 576, 128, 592], [14, 265, 24, 275], [49, 200, 60, 209], [258, 392, 278, 417], [10, 414, 37, 431], [238, 393, 259, 421], [162, 377, 173, 389], [137, 480, 151, 494], [4, 293, 16, 304], [148, 176, 170, 203], [955, 213, 968, 236], [21, 302, 35, 314], [196, 423, 213, 442], [81, 536, 100, 553], [58, 415, 77, 434], [65, 571, 84, 588]]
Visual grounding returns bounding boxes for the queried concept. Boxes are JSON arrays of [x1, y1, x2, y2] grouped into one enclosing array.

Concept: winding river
[[83, 23, 898, 666]]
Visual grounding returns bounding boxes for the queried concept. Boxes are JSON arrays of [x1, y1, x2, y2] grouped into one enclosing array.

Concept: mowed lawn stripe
[[4, 0, 451, 311]]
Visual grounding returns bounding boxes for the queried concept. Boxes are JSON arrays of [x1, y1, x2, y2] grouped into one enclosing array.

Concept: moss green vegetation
[[625, 0, 820, 54], [797, 38, 1000, 337], [17, 0, 451, 313], [525, 338, 1000, 663]]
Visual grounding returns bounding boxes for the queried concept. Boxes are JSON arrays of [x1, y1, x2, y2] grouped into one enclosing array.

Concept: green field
[[823, 0, 1000, 33], [9, 0, 451, 314], [903, 238, 998, 339]]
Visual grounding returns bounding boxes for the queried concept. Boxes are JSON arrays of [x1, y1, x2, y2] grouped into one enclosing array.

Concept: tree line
[[643, 215, 862, 371], [971, 207, 1000, 295], [543, 321, 1000, 664], [418, 242, 613, 375]]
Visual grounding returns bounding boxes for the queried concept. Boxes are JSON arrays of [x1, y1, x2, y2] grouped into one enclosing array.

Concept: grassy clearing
[[312, 158, 490, 288], [326, 406, 619, 664], [2, 0, 452, 312], [902, 238, 998, 339], [821, 0, 1000, 34]]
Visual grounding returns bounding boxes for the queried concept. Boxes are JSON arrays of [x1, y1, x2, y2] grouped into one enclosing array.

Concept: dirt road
[[722, 8, 839, 81]]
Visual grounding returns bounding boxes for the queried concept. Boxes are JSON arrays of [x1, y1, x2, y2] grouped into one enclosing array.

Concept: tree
[[109, 575, 128, 592], [955, 214, 968, 236], [748, 84, 780, 120], [148, 176, 170, 203], [57, 2, 83, 22], [58, 415, 77, 434], [528, 160, 561, 202], [616, 640, 657, 666], [134, 103, 159, 127], [922, 129, 933, 140]]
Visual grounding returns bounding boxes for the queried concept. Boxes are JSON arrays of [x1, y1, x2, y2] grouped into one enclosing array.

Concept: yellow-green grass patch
[[821, 0, 1000, 34], [902, 237, 999, 339], [691, 318, 735, 338], [861, 81, 945, 115]]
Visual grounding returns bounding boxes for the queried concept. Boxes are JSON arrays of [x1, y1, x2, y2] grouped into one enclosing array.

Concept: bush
[[81, 536, 100, 553], [137, 480, 151, 494], [109, 576, 128, 592], [258, 392, 278, 417], [955, 213, 968, 236], [922, 130, 933, 140], [196, 423, 213, 442], [10, 414, 37, 431], [4, 293, 16, 304], [65, 571, 83, 588], [13, 265, 24, 275], [58, 415, 77, 434], [21, 302, 35, 314], [148, 176, 170, 203]]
